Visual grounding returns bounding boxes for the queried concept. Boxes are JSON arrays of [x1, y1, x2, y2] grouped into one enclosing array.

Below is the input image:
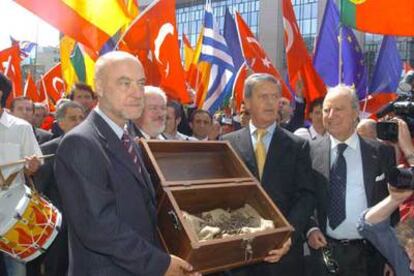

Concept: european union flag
[[313, 0, 367, 99], [369, 36, 402, 93]]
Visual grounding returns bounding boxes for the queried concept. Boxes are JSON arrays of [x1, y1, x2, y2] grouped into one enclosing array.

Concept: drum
[[0, 184, 62, 262]]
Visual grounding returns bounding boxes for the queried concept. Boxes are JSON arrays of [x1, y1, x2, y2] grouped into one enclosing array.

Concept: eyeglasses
[[321, 246, 340, 275]]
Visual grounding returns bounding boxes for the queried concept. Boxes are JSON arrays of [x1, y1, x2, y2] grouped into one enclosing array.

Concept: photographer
[[357, 185, 414, 275]]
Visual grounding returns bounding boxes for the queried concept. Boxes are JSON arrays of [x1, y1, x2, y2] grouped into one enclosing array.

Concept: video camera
[[388, 166, 414, 190], [376, 71, 414, 141]]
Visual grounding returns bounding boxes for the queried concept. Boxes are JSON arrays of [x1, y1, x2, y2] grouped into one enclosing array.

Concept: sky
[[0, 0, 59, 50]]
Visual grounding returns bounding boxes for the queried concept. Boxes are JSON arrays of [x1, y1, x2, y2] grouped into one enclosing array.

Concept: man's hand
[[264, 237, 292, 263], [295, 78, 304, 99], [307, 229, 327, 250], [25, 155, 41, 175], [165, 255, 201, 276]]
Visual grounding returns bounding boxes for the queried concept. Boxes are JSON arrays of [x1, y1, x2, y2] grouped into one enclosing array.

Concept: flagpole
[[338, 25, 343, 85]]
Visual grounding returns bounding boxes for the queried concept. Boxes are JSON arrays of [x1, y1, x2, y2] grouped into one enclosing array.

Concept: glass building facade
[[176, 0, 260, 47], [292, 0, 319, 53]]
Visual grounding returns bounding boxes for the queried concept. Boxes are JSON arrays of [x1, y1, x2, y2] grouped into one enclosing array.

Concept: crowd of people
[[1, 50, 414, 276]]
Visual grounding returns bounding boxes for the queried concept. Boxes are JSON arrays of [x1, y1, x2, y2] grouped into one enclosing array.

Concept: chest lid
[[139, 140, 257, 187]]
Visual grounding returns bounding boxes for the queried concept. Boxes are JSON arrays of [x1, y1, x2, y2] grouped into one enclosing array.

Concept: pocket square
[[375, 173, 385, 182]]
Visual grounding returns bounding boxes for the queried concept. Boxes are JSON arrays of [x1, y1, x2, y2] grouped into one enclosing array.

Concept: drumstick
[[0, 154, 55, 168]]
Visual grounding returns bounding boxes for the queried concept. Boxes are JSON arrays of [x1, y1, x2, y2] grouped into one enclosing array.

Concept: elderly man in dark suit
[[306, 85, 396, 276], [222, 73, 315, 276], [55, 51, 198, 276]]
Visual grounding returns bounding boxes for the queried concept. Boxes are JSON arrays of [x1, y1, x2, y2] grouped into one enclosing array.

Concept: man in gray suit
[[55, 51, 198, 276], [306, 85, 396, 276]]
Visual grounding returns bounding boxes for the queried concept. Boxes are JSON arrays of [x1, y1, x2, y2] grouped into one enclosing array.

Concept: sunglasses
[[321, 246, 340, 275]]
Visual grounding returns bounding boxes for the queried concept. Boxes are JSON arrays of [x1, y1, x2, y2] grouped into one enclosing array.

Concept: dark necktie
[[328, 143, 347, 230], [121, 131, 142, 174]]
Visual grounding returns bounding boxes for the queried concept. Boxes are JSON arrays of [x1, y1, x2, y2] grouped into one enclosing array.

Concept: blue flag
[[313, 0, 367, 99], [223, 8, 244, 71], [369, 36, 402, 93]]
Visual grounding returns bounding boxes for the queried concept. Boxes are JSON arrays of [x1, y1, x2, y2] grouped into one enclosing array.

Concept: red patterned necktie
[[121, 131, 141, 173]]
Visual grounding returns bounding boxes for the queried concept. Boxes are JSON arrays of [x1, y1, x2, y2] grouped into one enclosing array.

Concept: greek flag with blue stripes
[[199, 2, 235, 114]]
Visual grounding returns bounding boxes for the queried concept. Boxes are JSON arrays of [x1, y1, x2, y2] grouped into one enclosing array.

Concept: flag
[[0, 45, 23, 106], [224, 8, 246, 111], [362, 36, 402, 114], [14, 0, 130, 53], [10, 37, 37, 59], [186, 29, 205, 95], [235, 12, 291, 99], [282, 0, 326, 109], [183, 34, 193, 72], [232, 62, 249, 112], [60, 36, 95, 94], [24, 72, 41, 103], [196, 2, 235, 114], [39, 63, 66, 111], [313, 0, 367, 99], [224, 9, 244, 71], [118, 0, 190, 104], [341, 0, 414, 37]]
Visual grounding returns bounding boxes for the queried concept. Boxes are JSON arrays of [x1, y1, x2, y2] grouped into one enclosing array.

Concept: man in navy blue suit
[[55, 51, 198, 276]]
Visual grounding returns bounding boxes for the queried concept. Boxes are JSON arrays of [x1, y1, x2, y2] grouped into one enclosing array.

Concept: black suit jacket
[[307, 135, 397, 233], [34, 127, 53, 145], [55, 111, 169, 276], [222, 126, 315, 275]]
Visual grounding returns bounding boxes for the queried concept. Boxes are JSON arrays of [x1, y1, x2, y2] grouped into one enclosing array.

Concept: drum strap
[[0, 171, 19, 190]]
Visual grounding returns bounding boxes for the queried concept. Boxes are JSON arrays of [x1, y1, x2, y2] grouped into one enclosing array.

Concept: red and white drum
[[0, 184, 62, 262]]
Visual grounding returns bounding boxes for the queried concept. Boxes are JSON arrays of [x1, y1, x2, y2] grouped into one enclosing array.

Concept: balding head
[[94, 51, 146, 127], [323, 85, 360, 141]]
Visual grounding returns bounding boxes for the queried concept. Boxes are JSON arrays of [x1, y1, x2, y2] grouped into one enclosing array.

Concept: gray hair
[[326, 84, 360, 111], [243, 73, 281, 99], [56, 101, 85, 122], [144, 85, 167, 103]]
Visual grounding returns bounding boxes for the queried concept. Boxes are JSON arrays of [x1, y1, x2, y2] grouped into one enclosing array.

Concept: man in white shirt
[[294, 97, 326, 141], [0, 73, 41, 276], [163, 101, 195, 141]]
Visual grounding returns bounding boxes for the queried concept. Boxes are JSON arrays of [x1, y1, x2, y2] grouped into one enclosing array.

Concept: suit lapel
[[359, 136, 377, 206], [262, 127, 286, 182], [91, 112, 147, 187], [238, 127, 259, 178]]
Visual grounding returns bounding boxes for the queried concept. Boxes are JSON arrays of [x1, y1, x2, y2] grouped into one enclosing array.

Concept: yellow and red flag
[[341, 0, 414, 36], [14, 0, 130, 53]]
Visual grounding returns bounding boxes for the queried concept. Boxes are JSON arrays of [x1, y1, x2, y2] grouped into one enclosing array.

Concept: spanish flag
[[14, 0, 130, 53], [341, 0, 414, 36]]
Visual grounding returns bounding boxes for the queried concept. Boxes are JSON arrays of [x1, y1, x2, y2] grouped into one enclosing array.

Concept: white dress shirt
[[326, 132, 367, 240], [94, 107, 124, 140], [0, 111, 42, 188], [294, 125, 325, 141], [249, 121, 277, 153]]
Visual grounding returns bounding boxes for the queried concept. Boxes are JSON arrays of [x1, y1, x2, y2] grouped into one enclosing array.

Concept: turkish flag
[[235, 12, 291, 100], [118, 0, 190, 104], [0, 45, 23, 107], [39, 63, 66, 111], [282, 0, 326, 109], [232, 62, 249, 112], [24, 72, 45, 103]]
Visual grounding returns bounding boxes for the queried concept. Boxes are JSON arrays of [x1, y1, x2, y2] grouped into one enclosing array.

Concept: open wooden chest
[[139, 140, 293, 274]]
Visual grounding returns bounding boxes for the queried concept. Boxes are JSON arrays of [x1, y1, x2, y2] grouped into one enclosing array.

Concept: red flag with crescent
[[282, 0, 326, 110], [118, 0, 190, 104], [235, 12, 291, 100], [39, 63, 66, 112]]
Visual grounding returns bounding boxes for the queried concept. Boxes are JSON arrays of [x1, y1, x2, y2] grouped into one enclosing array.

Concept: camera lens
[[388, 167, 414, 190]]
